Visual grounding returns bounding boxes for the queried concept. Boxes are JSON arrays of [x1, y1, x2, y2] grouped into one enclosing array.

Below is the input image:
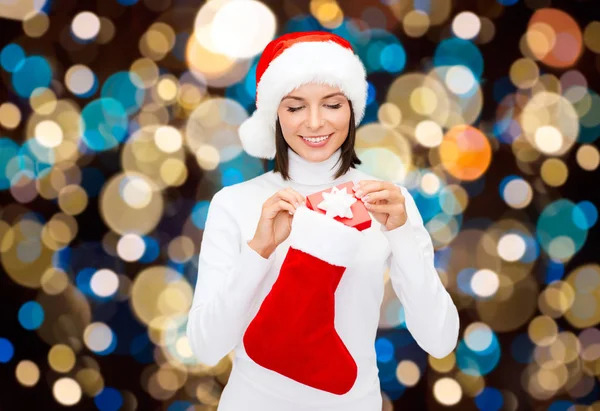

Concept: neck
[[285, 147, 345, 186]]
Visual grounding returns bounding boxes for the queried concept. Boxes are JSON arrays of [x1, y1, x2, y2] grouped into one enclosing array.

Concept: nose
[[306, 106, 324, 131]]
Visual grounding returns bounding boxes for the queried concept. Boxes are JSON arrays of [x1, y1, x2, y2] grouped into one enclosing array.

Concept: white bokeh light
[[433, 377, 462, 406], [464, 322, 494, 352], [209, 0, 277, 58], [65, 65, 95, 95], [117, 234, 146, 262], [415, 120, 443, 147], [83, 322, 114, 353], [498, 233, 527, 262], [470, 269, 500, 298], [503, 178, 533, 209], [71, 12, 100, 41], [35, 120, 63, 148], [535, 125, 563, 154], [122, 175, 153, 209], [154, 126, 182, 153], [445, 65, 477, 95], [90, 269, 119, 297], [452, 11, 481, 40], [53, 378, 82, 406]]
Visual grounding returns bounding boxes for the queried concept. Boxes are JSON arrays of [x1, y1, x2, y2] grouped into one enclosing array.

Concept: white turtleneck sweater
[[186, 147, 460, 411]]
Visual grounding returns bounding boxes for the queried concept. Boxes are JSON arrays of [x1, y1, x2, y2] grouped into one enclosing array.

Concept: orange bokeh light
[[528, 8, 583, 68], [439, 125, 492, 181]]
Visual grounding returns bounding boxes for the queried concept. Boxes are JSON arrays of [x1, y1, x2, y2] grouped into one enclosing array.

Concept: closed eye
[[286, 103, 342, 113]]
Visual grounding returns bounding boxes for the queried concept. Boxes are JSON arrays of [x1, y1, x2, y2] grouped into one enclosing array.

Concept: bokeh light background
[[1, 0, 599, 410]]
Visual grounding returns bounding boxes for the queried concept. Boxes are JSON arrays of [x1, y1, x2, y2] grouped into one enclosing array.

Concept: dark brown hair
[[262, 101, 362, 180]]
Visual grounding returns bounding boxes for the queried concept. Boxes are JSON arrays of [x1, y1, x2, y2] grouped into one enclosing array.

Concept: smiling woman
[[279, 86, 349, 150], [272, 83, 361, 179], [187, 30, 460, 411]]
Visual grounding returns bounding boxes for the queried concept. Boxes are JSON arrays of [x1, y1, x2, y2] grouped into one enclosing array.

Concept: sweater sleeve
[[381, 186, 460, 359], [186, 189, 276, 366]]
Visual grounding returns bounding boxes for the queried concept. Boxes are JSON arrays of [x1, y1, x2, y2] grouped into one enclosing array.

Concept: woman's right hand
[[248, 188, 306, 258]]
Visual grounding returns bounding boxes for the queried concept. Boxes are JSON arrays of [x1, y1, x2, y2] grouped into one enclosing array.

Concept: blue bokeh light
[[366, 82, 376, 106], [548, 401, 575, 411], [0, 338, 15, 363], [12, 56, 52, 98], [81, 98, 129, 151], [375, 337, 395, 363], [537, 199, 588, 257], [94, 387, 123, 411], [221, 167, 244, 187], [456, 332, 501, 376], [573, 201, 597, 230], [168, 400, 194, 411], [191, 201, 211, 230], [0, 138, 20, 190], [578, 91, 600, 143], [434, 38, 484, 79], [18, 138, 55, 179], [18, 301, 45, 330], [101, 72, 145, 115], [545, 259, 565, 284], [457, 267, 476, 297], [380, 43, 406, 73], [0, 43, 26, 72], [139, 236, 160, 264], [475, 387, 504, 411]]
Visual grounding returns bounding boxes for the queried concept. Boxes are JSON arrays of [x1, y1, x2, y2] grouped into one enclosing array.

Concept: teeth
[[302, 134, 330, 143]]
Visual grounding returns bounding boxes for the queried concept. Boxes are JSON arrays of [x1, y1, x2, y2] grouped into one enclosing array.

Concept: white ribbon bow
[[317, 186, 357, 219]]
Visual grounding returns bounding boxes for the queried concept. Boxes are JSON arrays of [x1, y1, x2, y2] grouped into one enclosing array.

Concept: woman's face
[[276, 82, 351, 163]]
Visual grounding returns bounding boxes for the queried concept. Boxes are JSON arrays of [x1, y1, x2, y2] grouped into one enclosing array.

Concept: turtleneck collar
[[286, 146, 345, 186]]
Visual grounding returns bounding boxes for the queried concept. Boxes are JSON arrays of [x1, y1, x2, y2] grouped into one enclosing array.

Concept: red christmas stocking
[[243, 206, 364, 395]]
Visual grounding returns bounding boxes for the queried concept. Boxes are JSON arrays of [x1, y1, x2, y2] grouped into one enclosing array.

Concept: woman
[[186, 31, 460, 411]]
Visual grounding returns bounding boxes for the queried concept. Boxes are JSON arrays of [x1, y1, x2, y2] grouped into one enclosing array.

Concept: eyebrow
[[281, 92, 345, 102]]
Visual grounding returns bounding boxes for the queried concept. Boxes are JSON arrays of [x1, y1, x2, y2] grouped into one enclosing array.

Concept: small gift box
[[305, 181, 372, 231]]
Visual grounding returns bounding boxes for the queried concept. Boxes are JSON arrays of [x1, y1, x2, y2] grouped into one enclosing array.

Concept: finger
[[364, 201, 397, 214], [361, 189, 392, 204], [267, 200, 296, 216], [280, 188, 304, 207], [354, 180, 386, 196], [269, 190, 299, 208], [285, 188, 306, 207]]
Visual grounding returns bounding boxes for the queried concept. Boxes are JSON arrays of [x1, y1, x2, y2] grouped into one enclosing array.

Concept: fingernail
[[355, 190, 363, 197], [362, 195, 369, 202], [289, 210, 294, 215]]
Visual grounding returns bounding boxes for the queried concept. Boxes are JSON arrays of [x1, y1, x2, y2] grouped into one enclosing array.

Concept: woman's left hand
[[353, 180, 407, 231]]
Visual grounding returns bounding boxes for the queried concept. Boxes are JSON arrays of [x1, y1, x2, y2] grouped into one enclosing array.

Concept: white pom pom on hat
[[239, 31, 368, 159]]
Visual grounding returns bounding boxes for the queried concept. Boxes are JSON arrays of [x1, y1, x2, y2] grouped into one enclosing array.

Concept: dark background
[[1, 0, 599, 410]]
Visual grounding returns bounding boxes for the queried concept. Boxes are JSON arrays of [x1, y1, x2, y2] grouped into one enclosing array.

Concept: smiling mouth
[[299, 133, 333, 143]]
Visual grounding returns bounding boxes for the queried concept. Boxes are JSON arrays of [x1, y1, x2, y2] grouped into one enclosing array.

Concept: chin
[[296, 145, 336, 163], [307, 152, 331, 162]]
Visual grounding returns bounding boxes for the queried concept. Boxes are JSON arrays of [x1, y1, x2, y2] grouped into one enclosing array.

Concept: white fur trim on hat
[[239, 40, 368, 160], [288, 206, 363, 267]]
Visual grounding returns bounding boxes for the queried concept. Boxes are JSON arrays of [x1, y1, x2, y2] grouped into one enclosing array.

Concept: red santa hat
[[239, 31, 368, 159]]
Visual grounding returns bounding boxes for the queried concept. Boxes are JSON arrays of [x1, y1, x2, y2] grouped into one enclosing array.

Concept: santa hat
[[239, 31, 368, 160]]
